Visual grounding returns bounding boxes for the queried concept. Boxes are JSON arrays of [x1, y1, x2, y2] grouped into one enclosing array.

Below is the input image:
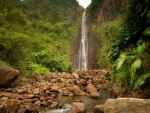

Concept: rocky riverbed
[[0, 69, 113, 113]]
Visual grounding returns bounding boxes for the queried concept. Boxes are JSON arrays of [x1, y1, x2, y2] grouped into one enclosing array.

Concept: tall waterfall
[[77, 11, 88, 70]]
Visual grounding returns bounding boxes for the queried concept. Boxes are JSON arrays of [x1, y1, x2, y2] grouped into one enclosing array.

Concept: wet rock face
[[0, 63, 20, 87]]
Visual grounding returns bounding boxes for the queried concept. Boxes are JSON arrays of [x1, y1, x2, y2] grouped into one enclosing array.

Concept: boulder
[[0, 63, 20, 87], [90, 92, 101, 98], [33, 88, 40, 95], [93, 105, 104, 113], [86, 84, 98, 93], [104, 98, 150, 113], [69, 102, 86, 113], [51, 84, 59, 92], [50, 101, 58, 108], [69, 85, 86, 96], [73, 73, 79, 79], [86, 84, 100, 98]]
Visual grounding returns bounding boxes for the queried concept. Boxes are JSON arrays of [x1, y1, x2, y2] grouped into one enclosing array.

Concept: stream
[[45, 92, 114, 113]]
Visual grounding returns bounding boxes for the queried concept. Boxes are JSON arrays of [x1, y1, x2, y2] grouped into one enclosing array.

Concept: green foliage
[[88, 0, 150, 91], [134, 73, 150, 88], [113, 40, 150, 88], [106, 0, 150, 89], [27, 62, 49, 76], [88, 0, 104, 22], [112, 64, 130, 87], [0, 0, 82, 76], [143, 27, 150, 36], [132, 59, 142, 72]]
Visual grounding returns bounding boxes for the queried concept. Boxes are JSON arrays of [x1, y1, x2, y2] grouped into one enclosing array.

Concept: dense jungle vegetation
[[0, 0, 83, 76], [1, 0, 150, 93], [88, 0, 150, 91]]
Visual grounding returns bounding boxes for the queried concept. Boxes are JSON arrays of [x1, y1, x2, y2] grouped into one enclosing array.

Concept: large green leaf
[[116, 54, 126, 70]]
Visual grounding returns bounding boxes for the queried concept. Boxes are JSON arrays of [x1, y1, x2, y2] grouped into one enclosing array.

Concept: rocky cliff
[[95, 0, 121, 24], [87, 0, 122, 69]]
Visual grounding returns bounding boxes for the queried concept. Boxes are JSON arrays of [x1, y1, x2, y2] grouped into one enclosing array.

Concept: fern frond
[[131, 59, 142, 72], [134, 73, 150, 88]]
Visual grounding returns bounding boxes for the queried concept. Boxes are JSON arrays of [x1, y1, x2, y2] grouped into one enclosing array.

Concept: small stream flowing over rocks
[[0, 69, 113, 113]]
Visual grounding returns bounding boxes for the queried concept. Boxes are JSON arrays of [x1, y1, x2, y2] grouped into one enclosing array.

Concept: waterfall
[[77, 11, 88, 70]]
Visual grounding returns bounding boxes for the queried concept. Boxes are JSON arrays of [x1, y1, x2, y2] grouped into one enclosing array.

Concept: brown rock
[[71, 85, 86, 96], [45, 72, 52, 80], [73, 73, 79, 79], [90, 92, 100, 98], [51, 84, 59, 92], [17, 108, 26, 113], [63, 90, 69, 96], [33, 88, 40, 95], [32, 73, 41, 81], [16, 88, 28, 94], [0, 105, 5, 113], [68, 92, 74, 97], [41, 101, 48, 106], [45, 89, 51, 94], [0, 63, 20, 87], [69, 102, 86, 113], [35, 101, 41, 106], [105, 98, 150, 113], [24, 104, 38, 113], [86, 84, 98, 94], [57, 78, 62, 83], [0, 92, 16, 99], [1, 97, 9, 101], [5, 99, 20, 113], [50, 101, 58, 108], [93, 105, 104, 113]]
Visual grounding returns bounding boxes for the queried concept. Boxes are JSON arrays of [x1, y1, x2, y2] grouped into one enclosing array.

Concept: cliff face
[[87, 0, 122, 69], [95, 0, 121, 24]]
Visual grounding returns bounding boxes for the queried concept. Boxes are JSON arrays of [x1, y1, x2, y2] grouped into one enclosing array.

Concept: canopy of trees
[[0, 0, 83, 76]]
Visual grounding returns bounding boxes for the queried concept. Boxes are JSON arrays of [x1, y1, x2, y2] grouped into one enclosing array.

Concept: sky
[[77, 0, 92, 8]]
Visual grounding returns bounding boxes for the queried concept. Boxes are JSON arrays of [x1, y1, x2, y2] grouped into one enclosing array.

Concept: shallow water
[[58, 92, 114, 112], [45, 92, 114, 113]]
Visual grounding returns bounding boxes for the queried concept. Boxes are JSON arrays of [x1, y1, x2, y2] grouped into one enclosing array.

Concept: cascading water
[[77, 11, 88, 70]]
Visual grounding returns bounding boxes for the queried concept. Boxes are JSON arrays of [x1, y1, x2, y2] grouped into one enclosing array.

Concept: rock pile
[[0, 69, 112, 112]]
